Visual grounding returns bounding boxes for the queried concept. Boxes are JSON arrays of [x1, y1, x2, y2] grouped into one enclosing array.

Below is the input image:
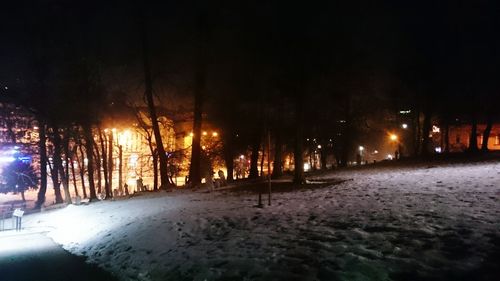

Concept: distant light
[[189, 132, 194, 137], [401, 123, 408, 129], [317, 145, 322, 149], [435, 147, 442, 153], [127, 178, 136, 187], [33, 126, 39, 130], [239, 155, 245, 159], [212, 132, 218, 137], [432, 125, 440, 133], [329, 139, 333, 142], [202, 145, 206, 150], [13, 146, 19, 150], [399, 110, 411, 114], [373, 150, 379, 154], [306, 138, 310, 141], [389, 134, 398, 141], [303, 163, 311, 171], [130, 154, 138, 167], [359, 146, 364, 151], [387, 154, 393, 160], [202, 131, 207, 136], [4, 86, 8, 90]]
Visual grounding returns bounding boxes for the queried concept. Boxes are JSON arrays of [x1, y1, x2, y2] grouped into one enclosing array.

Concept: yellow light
[[389, 134, 398, 141], [118, 130, 132, 145], [112, 128, 117, 133], [189, 132, 194, 137], [212, 132, 218, 137], [202, 131, 207, 136]]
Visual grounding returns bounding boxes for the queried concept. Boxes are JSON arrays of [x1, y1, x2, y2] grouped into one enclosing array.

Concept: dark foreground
[[0, 231, 117, 281]]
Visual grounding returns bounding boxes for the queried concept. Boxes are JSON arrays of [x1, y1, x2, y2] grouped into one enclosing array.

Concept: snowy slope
[[24, 161, 500, 281]]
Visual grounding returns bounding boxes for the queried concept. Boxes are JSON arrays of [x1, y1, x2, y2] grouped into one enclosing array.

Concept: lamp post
[[358, 146, 364, 164], [389, 134, 399, 160]]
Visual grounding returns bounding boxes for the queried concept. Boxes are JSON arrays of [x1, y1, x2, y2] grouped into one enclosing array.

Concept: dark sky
[[0, 0, 498, 111]]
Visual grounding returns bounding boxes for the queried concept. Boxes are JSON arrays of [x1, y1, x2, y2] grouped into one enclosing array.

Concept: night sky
[[0, 1, 498, 114]]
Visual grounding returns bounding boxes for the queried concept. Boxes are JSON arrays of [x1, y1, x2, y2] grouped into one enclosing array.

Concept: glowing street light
[[389, 134, 398, 142], [212, 132, 218, 137], [359, 146, 364, 152], [401, 123, 408, 129]]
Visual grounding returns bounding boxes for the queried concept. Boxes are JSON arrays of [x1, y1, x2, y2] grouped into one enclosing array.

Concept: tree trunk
[[222, 133, 234, 182], [320, 148, 328, 170], [413, 109, 421, 156], [118, 145, 123, 195], [108, 130, 113, 194], [420, 109, 432, 157], [189, 12, 210, 187], [83, 124, 97, 200], [248, 135, 260, 179], [61, 129, 72, 204], [140, 14, 170, 189], [35, 121, 48, 209], [468, 114, 479, 153], [272, 133, 283, 179], [77, 144, 87, 198], [50, 127, 64, 204], [93, 143, 101, 194], [70, 146, 79, 197], [481, 114, 493, 152], [293, 93, 305, 184], [98, 128, 111, 198], [153, 150, 159, 190], [51, 127, 69, 204], [259, 142, 265, 177]]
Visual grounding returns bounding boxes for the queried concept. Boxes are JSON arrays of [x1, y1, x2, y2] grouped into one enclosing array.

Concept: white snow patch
[[22, 161, 500, 280]]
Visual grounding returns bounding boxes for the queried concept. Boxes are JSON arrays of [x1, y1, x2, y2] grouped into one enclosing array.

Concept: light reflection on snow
[[0, 232, 53, 255]]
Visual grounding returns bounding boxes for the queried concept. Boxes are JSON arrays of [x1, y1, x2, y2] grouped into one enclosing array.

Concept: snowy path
[[23, 161, 500, 281], [0, 231, 117, 281]]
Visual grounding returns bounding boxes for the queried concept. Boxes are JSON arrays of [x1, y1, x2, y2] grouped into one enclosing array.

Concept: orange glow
[[212, 132, 218, 137], [202, 131, 207, 136], [189, 132, 194, 137], [389, 134, 398, 141]]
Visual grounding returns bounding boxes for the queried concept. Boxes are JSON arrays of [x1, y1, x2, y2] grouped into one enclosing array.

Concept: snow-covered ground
[[22, 161, 500, 281]]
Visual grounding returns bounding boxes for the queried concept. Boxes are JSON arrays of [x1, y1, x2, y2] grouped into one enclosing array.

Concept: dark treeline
[[0, 1, 498, 203]]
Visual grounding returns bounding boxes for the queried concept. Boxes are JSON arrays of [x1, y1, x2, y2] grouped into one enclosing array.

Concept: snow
[[22, 161, 500, 281]]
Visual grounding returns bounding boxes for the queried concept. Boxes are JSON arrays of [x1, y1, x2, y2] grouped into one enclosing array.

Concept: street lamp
[[389, 133, 401, 160]]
